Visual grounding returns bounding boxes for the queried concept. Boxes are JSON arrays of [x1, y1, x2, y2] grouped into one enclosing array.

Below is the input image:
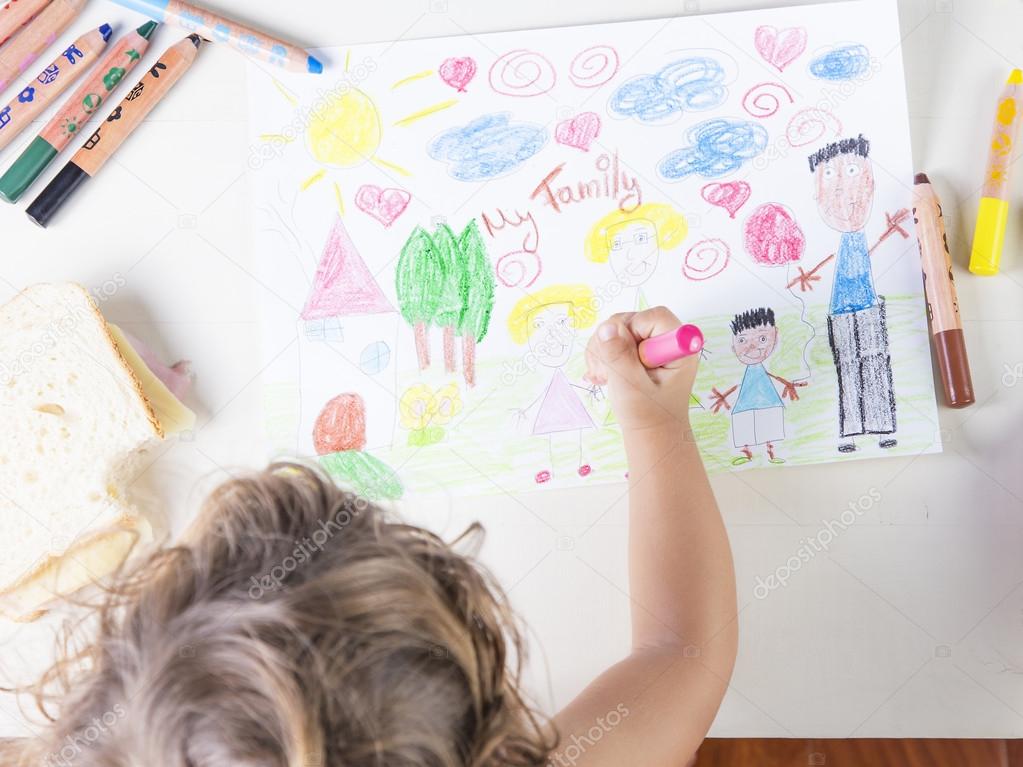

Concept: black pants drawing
[[827, 299, 896, 438]]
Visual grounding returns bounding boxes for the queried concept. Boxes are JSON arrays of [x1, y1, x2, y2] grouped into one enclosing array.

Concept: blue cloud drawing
[[658, 118, 768, 180], [808, 44, 871, 81], [609, 56, 727, 123], [428, 113, 548, 182]]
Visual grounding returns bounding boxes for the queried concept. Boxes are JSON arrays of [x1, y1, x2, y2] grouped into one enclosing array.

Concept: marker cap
[[970, 196, 1009, 276], [136, 20, 158, 39], [638, 324, 704, 367], [0, 137, 58, 203], [26, 163, 89, 228]]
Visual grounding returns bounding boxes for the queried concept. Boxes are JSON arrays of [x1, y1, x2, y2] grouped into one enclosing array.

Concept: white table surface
[[1, 0, 1022, 741]]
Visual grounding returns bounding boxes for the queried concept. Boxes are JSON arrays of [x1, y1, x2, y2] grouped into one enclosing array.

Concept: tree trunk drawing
[[462, 334, 477, 387], [414, 322, 430, 370], [443, 326, 456, 373], [456, 220, 496, 387], [432, 223, 463, 377]]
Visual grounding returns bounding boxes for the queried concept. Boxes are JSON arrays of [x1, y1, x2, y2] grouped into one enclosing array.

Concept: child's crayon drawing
[[395, 219, 495, 386], [248, 0, 941, 497], [808, 44, 872, 81], [753, 25, 807, 72], [659, 118, 769, 180], [438, 56, 476, 92], [507, 285, 600, 483], [709, 308, 807, 465], [314, 393, 404, 500], [701, 181, 751, 219], [742, 82, 794, 119], [554, 112, 602, 152], [569, 46, 620, 88]]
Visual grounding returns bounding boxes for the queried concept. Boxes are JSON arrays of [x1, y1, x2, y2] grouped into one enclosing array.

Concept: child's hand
[[584, 307, 698, 433]]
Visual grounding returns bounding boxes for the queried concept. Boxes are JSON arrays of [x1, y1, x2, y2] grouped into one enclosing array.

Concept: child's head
[[730, 307, 778, 366], [11, 465, 553, 767]]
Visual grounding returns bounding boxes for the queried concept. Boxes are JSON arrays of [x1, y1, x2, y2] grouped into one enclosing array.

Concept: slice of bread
[[0, 283, 189, 622]]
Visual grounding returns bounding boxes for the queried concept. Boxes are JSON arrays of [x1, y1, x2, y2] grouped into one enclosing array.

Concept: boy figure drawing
[[711, 308, 805, 465], [802, 134, 899, 452]]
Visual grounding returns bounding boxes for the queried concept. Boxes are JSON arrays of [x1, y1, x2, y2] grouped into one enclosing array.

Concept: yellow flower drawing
[[399, 382, 463, 444]]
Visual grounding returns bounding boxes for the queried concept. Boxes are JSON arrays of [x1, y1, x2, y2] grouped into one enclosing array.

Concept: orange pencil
[[0, 20, 157, 202], [0, 0, 86, 90], [0, 25, 112, 153], [0, 0, 53, 47], [28, 35, 204, 226]]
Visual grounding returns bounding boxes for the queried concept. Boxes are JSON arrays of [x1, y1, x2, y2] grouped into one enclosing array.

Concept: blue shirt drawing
[[733, 363, 783, 414], [830, 231, 878, 315]]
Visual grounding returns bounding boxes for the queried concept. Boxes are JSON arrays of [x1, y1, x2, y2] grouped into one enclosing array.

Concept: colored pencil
[[0, 0, 52, 47], [913, 173, 975, 408], [0, 25, 112, 154], [970, 68, 1023, 276], [108, 0, 322, 73], [28, 34, 203, 227], [0, 0, 86, 91], [0, 20, 156, 203]]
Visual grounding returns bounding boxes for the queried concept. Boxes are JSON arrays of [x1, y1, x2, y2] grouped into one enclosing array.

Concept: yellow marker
[[971, 68, 1023, 276]]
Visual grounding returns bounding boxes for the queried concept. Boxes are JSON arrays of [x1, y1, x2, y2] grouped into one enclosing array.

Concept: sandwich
[[0, 283, 195, 622]]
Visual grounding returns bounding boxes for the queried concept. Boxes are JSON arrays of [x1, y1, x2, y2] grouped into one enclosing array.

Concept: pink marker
[[638, 324, 704, 368]]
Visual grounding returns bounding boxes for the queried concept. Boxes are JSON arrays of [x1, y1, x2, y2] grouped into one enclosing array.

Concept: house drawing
[[298, 216, 400, 453]]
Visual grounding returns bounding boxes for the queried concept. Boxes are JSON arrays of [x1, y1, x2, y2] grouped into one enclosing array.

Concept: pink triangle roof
[[301, 217, 395, 320]]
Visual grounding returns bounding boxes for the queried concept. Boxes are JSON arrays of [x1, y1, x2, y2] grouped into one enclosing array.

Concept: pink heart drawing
[[754, 25, 807, 72], [439, 57, 477, 92], [555, 111, 601, 152], [355, 185, 412, 228], [701, 181, 752, 219]]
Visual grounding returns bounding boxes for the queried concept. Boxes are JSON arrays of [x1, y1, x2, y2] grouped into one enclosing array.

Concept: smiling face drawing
[[527, 303, 575, 368], [607, 218, 659, 287], [814, 153, 875, 232], [732, 323, 778, 366]]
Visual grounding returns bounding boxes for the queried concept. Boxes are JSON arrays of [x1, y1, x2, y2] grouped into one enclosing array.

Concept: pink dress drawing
[[532, 369, 595, 435]]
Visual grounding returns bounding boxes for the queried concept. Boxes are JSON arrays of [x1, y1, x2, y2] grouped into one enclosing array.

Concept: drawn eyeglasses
[[609, 231, 653, 250]]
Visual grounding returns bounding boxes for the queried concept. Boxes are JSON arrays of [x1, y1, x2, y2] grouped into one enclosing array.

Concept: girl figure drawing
[[509, 285, 599, 484]]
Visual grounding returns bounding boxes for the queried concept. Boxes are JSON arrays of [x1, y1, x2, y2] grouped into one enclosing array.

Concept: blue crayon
[[108, 0, 323, 73]]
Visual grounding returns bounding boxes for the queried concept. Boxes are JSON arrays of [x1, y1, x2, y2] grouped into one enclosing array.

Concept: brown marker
[[913, 172, 974, 408]]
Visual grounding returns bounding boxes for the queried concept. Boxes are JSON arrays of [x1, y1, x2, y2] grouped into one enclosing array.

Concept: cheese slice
[[109, 324, 196, 435]]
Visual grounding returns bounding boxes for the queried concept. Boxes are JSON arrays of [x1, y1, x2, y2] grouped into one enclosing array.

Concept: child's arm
[[557, 307, 737, 767]]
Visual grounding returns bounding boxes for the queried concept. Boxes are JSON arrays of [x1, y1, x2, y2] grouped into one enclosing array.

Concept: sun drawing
[[261, 51, 465, 216]]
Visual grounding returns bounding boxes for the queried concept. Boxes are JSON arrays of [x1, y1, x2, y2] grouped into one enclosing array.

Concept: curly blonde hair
[[4, 464, 555, 767]]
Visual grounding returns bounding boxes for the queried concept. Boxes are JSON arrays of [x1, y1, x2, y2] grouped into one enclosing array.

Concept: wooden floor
[[694, 739, 1023, 766]]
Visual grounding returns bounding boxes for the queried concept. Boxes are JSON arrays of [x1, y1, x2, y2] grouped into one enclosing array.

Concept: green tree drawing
[[395, 226, 443, 370], [456, 220, 495, 387], [395, 219, 496, 385]]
